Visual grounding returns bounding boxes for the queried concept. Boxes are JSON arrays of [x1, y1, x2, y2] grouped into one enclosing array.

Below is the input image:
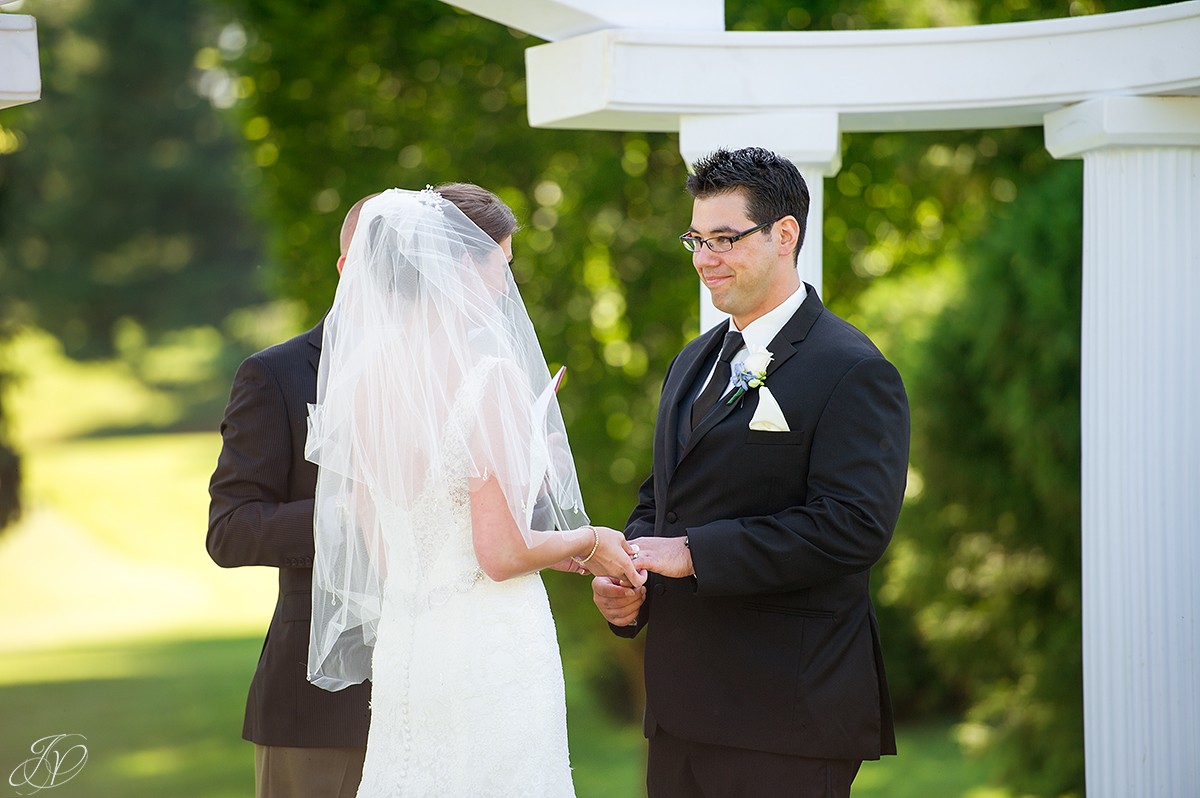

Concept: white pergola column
[[679, 113, 842, 331], [1045, 96, 1200, 798]]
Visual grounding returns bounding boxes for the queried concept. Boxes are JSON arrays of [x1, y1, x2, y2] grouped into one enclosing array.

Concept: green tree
[[884, 161, 1086, 796], [1, 67, 23, 534], [0, 355, 17, 532], [0, 0, 265, 360], [0, 447, 16, 532], [827, 124, 1076, 718]]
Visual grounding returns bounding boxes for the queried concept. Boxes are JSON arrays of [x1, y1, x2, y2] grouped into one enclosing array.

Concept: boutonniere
[[727, 346, 774, 405]]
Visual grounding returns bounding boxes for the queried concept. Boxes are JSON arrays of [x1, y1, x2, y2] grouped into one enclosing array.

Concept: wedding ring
[[631, 552, 640, 560]]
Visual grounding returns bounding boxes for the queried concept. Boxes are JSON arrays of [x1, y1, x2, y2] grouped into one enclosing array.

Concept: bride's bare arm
[[471, 475, 644, 585]]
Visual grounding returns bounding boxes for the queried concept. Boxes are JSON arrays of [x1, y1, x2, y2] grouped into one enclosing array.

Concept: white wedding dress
[[354, 362, 577, 798], [306, 189, 586, 797]]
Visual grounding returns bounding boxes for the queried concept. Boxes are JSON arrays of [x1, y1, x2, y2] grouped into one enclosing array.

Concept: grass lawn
[[1, 637, 260, 798], [1, 635, 1006, 798], [0, 635, 651, 798], [0, 329, 1013, 796]]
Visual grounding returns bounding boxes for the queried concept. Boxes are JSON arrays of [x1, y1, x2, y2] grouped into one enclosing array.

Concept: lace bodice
[[370, 356, 505, 609]]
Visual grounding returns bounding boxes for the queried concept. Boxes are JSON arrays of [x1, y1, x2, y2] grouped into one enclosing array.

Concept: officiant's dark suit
[[208, 322, 371, 796], [207, 196, 377, 798], [208, 320, 372, 737], [600, 148, 910, 798]]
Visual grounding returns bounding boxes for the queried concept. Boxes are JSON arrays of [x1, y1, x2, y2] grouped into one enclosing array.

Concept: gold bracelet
[[574, 526, 600, 565]]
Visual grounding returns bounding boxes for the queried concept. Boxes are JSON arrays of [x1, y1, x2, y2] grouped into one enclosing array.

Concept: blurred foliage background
[[0, 0, 1174, 795]]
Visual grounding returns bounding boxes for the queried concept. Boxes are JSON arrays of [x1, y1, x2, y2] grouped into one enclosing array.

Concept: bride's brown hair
[[434, 182, 519, 245]]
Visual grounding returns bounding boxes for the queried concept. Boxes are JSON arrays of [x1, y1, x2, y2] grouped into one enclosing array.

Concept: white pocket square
[[748, 386, 790, 432]]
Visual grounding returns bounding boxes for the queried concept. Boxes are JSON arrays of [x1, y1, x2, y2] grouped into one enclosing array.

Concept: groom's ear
[[775, 215, 801, 259]]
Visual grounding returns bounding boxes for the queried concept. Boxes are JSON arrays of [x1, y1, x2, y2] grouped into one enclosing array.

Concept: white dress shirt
[[698, 283, 807, 395]]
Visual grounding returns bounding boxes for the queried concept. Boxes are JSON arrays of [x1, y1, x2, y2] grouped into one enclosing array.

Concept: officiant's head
[[338, 192, 382, 275], [684, 147, 809, 328]]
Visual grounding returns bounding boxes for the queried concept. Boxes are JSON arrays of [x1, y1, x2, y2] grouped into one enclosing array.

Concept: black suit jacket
[[619, 286, 908, 761], [207, 322, 371, 747]]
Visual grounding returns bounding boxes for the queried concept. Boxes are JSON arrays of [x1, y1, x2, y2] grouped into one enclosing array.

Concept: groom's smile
[[700, 270, 733, 289]]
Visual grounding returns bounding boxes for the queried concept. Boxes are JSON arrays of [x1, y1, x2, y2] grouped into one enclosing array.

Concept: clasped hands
[[553, 529, 691, 587], [552, 525, 645, 587], [588, 535, 693, 627]]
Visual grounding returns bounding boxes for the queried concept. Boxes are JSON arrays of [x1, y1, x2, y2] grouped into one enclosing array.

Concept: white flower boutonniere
[[727, 346, 774, 405]]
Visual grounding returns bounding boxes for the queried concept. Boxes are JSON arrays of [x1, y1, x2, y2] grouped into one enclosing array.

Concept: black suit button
[[666, 511, 678, 523], [653, 584, 666, 596]]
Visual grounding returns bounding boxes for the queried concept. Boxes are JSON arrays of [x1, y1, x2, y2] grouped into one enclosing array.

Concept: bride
[[304, 187, 644, 796]]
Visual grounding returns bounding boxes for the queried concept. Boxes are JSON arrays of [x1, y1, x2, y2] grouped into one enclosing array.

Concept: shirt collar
[[733, 282, 807, 354]]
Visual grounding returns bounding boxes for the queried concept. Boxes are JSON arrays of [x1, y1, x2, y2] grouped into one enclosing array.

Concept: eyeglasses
[[679, 219, 777, 253]]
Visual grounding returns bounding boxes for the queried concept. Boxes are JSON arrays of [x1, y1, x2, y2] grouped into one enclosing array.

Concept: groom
[[594, 147, 909, 797]]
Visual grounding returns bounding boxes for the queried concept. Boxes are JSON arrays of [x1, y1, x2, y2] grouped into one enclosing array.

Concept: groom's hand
[[629, 535, 694, 579], [592, 576, 645, 627]]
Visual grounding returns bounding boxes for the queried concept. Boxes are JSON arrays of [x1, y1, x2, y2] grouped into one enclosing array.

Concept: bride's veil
[[304, 188, 587, 691]]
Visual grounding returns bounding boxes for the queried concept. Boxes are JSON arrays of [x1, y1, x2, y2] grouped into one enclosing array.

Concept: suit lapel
[[306, 320, 324, 374], [661, 321, 729, 480], [679, 380, 738, 462], [761, 282, 824, 379]]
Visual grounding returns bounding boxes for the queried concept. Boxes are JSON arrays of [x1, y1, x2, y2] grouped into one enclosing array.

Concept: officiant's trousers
[[254, 744, 365, 798]]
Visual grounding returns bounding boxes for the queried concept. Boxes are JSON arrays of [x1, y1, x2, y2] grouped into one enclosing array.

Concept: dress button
[[666, 511, 678, 523], [653, 584, 666, 596]]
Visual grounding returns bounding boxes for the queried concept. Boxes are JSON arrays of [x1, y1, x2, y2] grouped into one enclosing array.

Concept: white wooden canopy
[[524, 3, 1200, 133], [0, 12, 39, 110]]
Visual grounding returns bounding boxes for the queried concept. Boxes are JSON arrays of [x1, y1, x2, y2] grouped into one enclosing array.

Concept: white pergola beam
[[1046, 95, 1200, 157], [443, 0, 722, 43], [0, 13, 40, 110], [527, 2, 1200, 132]]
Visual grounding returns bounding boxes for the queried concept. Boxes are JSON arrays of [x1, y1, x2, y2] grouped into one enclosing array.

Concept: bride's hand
[[581, 526, 647, 588], [548, 558, 589, 575]]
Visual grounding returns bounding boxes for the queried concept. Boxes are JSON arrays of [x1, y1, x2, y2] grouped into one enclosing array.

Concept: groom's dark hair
[[436, 182, 519, 245], [686, 147, 809, 263]]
